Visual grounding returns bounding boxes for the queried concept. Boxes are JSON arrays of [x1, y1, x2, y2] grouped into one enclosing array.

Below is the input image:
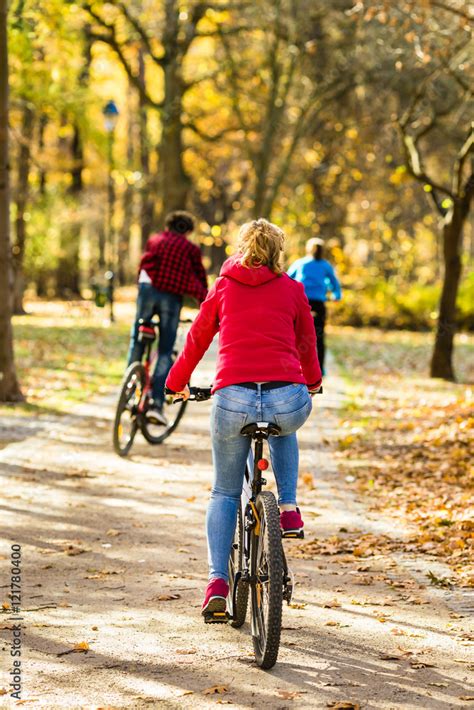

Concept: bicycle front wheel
[[113, 362, 145, 457], [228, 505, 249, 628], [250, 490, 284, 669], [141, 396, 188, 445]]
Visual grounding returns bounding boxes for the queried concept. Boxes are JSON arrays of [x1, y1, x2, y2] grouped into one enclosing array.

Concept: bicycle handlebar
[[165, 384, 323, 403], [164, 386, 212, 402]]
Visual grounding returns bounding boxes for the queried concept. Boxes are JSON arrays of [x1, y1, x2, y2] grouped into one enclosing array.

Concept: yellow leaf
[[277, 690, 301, 699], [73, 641, 89, 652], [203, 685, 228, 695]]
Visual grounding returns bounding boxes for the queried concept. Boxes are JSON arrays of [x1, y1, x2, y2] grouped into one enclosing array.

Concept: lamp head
[[103, 100, 119, 132]]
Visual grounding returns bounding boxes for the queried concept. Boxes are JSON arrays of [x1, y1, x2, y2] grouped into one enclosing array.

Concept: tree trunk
[[56, 124, 82, 298], [138, 49, 154, 247], [159, 0, 191, 213], [12, 102, 34, 314], [430, 202, 466, 380], [0, 0, 23, 401], [37, 112, 47, 195], [56, 28, 91, 298]]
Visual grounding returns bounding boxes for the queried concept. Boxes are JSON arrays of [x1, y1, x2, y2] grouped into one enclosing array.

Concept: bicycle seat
[[240, 422, 281, 438]]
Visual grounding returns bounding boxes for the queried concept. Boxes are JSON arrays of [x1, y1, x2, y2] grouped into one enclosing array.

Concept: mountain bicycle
[[168, 385, 321, 670], [113, 319, 190, 456]]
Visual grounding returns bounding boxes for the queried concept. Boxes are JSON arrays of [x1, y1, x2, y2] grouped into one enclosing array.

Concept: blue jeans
[[207, 383, 312, 581], [127, 283, 182, 406]]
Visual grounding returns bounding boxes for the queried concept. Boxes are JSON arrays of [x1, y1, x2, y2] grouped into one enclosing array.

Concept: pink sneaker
[[280, 507, 304, 538], [201, 578, 229, 615]]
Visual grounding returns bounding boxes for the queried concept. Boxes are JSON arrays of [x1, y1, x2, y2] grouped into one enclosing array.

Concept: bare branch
[[263, 82, 353, 215], [398, 121, 455, 214], [84, 5, 163, 110], [219, 27, 253, 152], [196, 24, 250, 38], [430, 0, 474, 23], [454, 121, 474, 195], [183, 67, 221, 90], [184, 121, 240, 142], [114, 1, 165, 68]]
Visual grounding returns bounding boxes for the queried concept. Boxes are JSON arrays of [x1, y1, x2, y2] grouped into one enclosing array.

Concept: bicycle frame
[[231, 429, 294, 619], [137, 342, 156, 414]]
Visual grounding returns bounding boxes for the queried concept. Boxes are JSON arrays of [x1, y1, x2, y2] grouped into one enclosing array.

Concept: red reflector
[[257, 459, 269, 471]]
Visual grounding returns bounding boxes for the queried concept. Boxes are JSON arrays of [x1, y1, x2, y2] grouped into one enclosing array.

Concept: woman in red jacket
[[166, 219, 322, 616]]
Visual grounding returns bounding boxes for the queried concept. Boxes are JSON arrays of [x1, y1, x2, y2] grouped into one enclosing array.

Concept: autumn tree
[[83, 0, 238, 214], [355, 0, 473, 379], [0, 0, 22, 401]]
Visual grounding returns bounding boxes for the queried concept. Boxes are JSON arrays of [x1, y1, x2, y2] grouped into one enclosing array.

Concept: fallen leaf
[[0, 689, 8, 695], [2, 602, 11, 610], [64, 545, 87, 556], [324, 600, 341, 609], [203, 685, 228, 695], [410, 660, 436, 669], [15, 700, 40, 705], [106, 529, 122, 537], [186, 496, 196, 503], [288, 602, 307, 609], [277, 690, 301, 699], [459, 697, 474, 702], [157, 594, 181, 601], [326, 703, 360, 710], [74, 641, 90, 652]]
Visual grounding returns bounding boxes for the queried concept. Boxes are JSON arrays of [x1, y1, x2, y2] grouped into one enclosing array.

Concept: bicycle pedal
[[281, 530, 304, 539], [203, 611, 229, 624]]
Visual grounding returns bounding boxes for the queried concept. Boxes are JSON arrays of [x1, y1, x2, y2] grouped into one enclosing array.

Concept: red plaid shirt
[[139, 231, 208, 302]]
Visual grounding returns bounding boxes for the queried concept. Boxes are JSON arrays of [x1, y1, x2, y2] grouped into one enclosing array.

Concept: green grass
[[328, 325, 474, 385], [3, 307, 130, 415]]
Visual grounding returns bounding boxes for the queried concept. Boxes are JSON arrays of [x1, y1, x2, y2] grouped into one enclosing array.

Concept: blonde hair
[[237, 219, 285, 274]]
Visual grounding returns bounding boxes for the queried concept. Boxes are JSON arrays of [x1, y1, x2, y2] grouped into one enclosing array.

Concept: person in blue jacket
[[287, 238, 341, 373]]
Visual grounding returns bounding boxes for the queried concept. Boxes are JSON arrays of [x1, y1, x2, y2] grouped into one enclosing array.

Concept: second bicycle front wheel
[[250, 490, 284, 669], [113, 362, 145, 457]]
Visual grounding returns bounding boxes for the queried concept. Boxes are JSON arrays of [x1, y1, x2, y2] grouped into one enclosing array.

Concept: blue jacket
[[287, 256, 341, 302]]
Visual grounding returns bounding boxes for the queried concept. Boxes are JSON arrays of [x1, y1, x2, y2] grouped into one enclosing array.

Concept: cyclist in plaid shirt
[[127, 211, 208, 422]]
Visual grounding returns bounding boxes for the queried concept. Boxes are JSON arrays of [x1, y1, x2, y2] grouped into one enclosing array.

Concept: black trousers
[[308, 300, 326, 371]]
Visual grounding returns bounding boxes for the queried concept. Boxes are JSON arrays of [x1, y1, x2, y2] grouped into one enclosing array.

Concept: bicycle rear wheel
[[141, 396, 188, 445], [113, 362, 145, 457], [250, 490, 284, 669], [228, 505, 249, 628]]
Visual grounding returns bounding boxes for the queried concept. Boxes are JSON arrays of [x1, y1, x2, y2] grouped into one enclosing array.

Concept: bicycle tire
[[250, 490, 284, 669], [228, 505, 249, 628], [140, 397, 188, 445], [113, 362, 145, 457]]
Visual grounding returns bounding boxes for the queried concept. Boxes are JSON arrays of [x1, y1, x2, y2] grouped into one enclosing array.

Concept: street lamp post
[[102, 99, 119, 322]]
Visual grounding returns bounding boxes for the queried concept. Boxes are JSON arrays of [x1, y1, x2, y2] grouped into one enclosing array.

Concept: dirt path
[[1, 351, 473, 709]]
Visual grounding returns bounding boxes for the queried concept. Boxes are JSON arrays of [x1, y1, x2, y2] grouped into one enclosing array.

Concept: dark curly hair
[[165, 210, 196, 235]]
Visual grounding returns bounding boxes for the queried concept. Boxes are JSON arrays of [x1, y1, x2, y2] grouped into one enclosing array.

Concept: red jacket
[[140, 231, 208, 302], [166, 255, 322, 393]]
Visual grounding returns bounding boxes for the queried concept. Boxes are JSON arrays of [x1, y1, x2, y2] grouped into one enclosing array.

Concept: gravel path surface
[[1, 352, 473, 709]]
